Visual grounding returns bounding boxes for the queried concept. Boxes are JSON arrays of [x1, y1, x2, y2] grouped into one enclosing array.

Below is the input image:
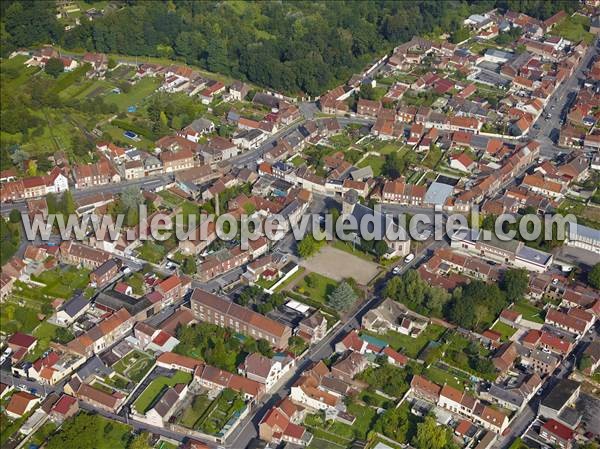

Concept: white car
[[392, 266, 401, 275], [404, 253, 415, 263]]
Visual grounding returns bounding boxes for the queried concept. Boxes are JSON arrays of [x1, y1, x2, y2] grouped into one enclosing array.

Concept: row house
[[123, 160, 145, 180], [155, 275, 190, 306], [438, 384, 509, 434], [0, 168, 69, 202], [73, 160, 119, 189], [191, 289, 292, 349], [545, 308, 594, 337], [381, 180, 426, 205], [521, 174, 565, 199], [356, 98, 381, 117], [60, 241, 112, 270], [199, 137, 238, 165], [67, 308, 133, 357], [89, 258, 120, 287], [199, 247, 250, 282], [195, 364, 264, 401]]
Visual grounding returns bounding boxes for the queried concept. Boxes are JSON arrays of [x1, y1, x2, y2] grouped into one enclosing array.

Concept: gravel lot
[[300, 245, 379, 285]]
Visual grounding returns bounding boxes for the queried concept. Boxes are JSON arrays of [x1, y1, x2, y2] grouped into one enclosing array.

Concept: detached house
[[362, 299, 428, 337], [238, 352, 293, 391]]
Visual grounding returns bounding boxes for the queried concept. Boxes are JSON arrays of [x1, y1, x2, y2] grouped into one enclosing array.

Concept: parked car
[[392, 266, 401, 275], [404, 253, 415, 263]]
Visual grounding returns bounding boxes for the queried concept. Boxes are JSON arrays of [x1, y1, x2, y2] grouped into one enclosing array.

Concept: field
[[133, 370, 192, 413], [512, 301, 545, 324], [0, 303, 42, 335], [491, 321, 517, 341], [113, 350, 154, 382], [361, 324, 446, 359]]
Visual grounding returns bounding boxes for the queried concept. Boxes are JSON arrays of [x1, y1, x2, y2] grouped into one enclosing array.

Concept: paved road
[[226, 236, 447, 449], [530, 37, 598, 158], [0, 174, 173, 216]]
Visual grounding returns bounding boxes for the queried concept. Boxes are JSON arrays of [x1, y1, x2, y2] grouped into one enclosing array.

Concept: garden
[[113, 350, 155, 383], [361, 324, 446, 359], [133, 370, 192, 414], [490, 321, 517, 341], [511, 300, 545, 324]]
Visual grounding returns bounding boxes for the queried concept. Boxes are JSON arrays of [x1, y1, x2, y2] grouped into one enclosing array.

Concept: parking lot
[[300, 245, 379, 285]]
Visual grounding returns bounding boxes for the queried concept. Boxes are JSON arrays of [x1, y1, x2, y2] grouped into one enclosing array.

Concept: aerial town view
[[0, 1, 599, 449]]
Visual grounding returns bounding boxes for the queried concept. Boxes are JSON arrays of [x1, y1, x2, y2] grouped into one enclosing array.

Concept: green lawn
[[512, 301, 545, 324], [361, 324, 446, 359], [104, 77, 161, 111], [294, 272, 338, 304], [180, 200, 202, 226], [491, 321, 517, 341], [423, 365, 466, 391], [134, 370, 192, 414], [358, 390, 394, 409], [274, 266, 305, 292], [358, 155, 385, 177], [32, 266, 91, 299], [158, 190, 185, 207], [0, 303, 42, 335], [551, 14, 594, 44], [27, 322, 74, 361], [45, 412, 133, 449], [138, 241, 167, 264], [29, 421, 57, 447], [178, 394, 212, 428]]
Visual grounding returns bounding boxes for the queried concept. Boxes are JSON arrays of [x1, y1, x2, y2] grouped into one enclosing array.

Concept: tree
[[578, 354, 592, 372], [588, 263, 600, 290], [41, 303, 54, 316], [61, 190, 76, 215], [257, 339, 273, 358], [182, 256, 197, 274], [128, 432, 151, 449], [413, 416, 451, 449], [449, 27, 470, 44], [297, 235, 321, 258], [45, 58, 64, 77], [9, 209, 21, 224], [328, 281, 358, 311], [373, 406, 409, 441], [501, 268, 529, 302], [373, 240, 389, 260]]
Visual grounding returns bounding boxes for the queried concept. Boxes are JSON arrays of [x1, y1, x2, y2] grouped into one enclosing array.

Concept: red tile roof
[[51, 394, 77, 415], [542, 419, 573, 441]]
